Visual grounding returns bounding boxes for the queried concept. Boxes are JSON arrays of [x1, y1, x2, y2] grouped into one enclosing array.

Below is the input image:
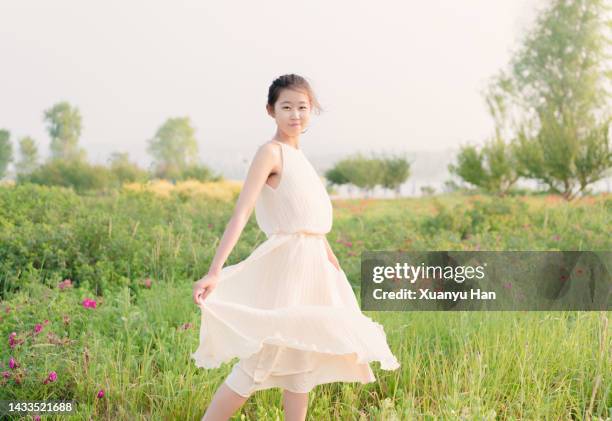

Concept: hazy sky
[[1, 0, 542, 173]]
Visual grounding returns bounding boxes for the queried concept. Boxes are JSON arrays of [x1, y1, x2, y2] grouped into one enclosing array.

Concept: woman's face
[[268, 88, 311, 136]]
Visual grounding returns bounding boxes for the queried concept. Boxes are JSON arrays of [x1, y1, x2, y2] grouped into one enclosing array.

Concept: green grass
[[0, 185, 610, 419]]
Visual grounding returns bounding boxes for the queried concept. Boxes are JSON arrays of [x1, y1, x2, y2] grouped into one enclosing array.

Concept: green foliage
[[17, 159, 112, 193], [1, 184, 609, 301], [44, 101, 85, 162], [575, 119, 612, 193], [324, 166, 350, 186], [485, 0, 612, 200], [177, 163, 222, 182], [380, 155, 411, 195], [0, 187, 610, 418], [0, 129, 13, 179], [449, 137, 519, 195], [147, 117, 199, 180], [326, 153, 410, 196], [16, 135, 39, 176], [449, 145, 486, 189], [0, 184, 243, 298], [420, 197, 530, 240], [514, 117, 612, 199], [107, 152, 149, 186], [332, 154, 380, 194], [510, 0, 610, 122]]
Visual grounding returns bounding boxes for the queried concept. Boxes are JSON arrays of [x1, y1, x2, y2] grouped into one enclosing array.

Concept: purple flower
[[2, 371, 9, 379], [9, 357, 16, 369], [43, 371, 58, 384], [34, 323, 43, 334], [97, 389, 105, 398]]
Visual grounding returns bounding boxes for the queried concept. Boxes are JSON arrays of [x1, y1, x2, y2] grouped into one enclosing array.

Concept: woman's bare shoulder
[[255, 140, 281, 158]]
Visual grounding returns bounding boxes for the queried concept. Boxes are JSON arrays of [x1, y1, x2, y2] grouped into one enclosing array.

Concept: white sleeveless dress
[[191, 140, 400, 397]]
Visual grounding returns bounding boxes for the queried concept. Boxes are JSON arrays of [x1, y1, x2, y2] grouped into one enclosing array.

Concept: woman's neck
[[272, 130, 300, 149]]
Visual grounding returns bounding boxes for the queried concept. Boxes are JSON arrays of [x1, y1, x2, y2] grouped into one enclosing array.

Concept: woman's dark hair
[[267, 74, 323, 115]]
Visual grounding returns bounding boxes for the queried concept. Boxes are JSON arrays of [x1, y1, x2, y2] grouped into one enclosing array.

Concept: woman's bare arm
[[206, 142, 280, 276]]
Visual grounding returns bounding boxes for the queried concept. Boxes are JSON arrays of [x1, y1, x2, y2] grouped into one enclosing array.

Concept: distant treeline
[[324, 154, 410, 197], [0, 109, 221, 193]]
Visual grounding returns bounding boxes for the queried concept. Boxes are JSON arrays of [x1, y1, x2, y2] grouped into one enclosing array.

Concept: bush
[[420, 197, 529, 239], [17, 159, 112, 193], [177, 163, 222, 182]]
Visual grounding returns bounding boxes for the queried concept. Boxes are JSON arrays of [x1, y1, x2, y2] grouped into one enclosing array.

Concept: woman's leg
[[282, 389, 309, 421], [201, 382, 250, 421]]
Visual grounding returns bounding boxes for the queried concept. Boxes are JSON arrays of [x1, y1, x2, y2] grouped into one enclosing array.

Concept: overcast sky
[[1, 0, 542, 174]]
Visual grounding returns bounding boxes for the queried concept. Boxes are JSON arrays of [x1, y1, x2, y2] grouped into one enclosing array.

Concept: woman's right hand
[[192, 272, 220, 306]]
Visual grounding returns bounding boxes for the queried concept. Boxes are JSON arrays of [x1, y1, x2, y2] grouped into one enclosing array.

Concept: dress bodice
[[255, 140, 333, 236]]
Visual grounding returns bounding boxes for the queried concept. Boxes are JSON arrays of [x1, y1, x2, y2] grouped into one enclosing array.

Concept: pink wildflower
[[143, 278, 152, 289], [9, 357, 17, 369], [97, 389, 105, 398], [34, 323, 43, 334], [43, 371, 57, 384], [2, 371, 9, 379], [82, 298, 97, 309]]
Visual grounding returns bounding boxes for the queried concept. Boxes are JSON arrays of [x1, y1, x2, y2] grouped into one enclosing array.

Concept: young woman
[[191, 74, 399, 421]]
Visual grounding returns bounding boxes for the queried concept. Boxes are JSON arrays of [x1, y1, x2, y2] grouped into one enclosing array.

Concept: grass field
[[0, 184, 610, 420]]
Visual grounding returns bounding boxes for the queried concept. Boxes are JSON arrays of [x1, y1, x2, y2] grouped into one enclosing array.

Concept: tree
[[449, 137, 520, 195], [489, 0, 611, 200], [0, 129, 13, 179], [336, 155, 383, 197], [16, 136, 39, 176], [380, 155, 410, 197], [147, 117, 199, 180], [44, 101, 86, 162], [325, 165, 350, 191]]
